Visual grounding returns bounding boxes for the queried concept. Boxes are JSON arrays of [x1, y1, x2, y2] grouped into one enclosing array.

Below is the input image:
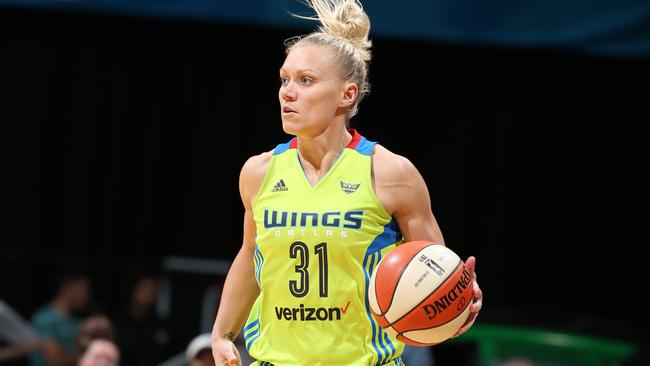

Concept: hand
[[212, 338, 242, 366], [453, 256, 483, 337]]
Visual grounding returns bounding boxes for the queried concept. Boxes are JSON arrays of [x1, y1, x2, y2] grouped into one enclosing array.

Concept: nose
[[280, 80, 297, 102]]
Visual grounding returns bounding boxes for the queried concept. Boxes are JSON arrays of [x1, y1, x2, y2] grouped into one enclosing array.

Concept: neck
[[297, 124, 351, 167], [295, 123, 352, 185], [52, 296, 71, 316]]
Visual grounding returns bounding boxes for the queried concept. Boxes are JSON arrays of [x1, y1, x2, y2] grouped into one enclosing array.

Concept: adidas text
[[271, 179, 288, 192]]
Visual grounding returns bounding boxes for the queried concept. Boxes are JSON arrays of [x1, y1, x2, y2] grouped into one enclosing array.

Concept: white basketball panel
[[383, 245, 461, 323], [401, 304, 471, 344]]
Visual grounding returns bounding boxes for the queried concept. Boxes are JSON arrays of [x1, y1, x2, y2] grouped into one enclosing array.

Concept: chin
[[281, 118, 301, 136]]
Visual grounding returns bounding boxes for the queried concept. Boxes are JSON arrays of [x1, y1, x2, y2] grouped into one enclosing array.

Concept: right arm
[[0, 339, 40, 362], [211, 152, 271, 366], [39, 341, 76, 366], [0, 301, 40, 362]]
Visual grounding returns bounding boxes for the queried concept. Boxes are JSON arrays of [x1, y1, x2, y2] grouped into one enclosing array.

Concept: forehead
[[281, 45, 336, 73]]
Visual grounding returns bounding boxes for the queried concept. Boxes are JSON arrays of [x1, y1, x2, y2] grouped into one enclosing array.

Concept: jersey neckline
[[288, 128, 362, 150], [291, 129, 361, 189]]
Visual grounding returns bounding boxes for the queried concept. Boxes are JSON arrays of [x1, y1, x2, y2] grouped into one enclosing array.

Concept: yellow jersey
[[244, 129, 405, 366]]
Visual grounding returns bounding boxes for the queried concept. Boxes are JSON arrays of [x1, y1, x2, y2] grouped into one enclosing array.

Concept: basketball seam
[[385, 260, 463, 328], [380, 243, 436, 316], [397, 297, 471, 336]]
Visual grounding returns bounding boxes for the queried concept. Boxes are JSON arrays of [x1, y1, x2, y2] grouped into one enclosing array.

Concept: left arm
[[372, 145, 444, 243], [372, 145, 482, 337]]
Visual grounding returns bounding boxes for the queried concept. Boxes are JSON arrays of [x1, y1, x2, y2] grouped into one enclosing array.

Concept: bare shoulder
[[372, 144, 427, 216], [239, 150, 273, 208], [373, 145, 443, 242], [372, 144, 420, 184], [241, 151, 272, 181]]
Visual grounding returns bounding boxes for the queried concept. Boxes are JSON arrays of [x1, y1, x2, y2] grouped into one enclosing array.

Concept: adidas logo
[[271, 179, 289, 192], [340, 181, 360, 194]]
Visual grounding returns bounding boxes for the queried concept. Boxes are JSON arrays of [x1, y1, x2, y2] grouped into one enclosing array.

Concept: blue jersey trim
[[272, 139, 294, 155], [244, 317, 261, 350], [354, 136, 376, 156], [245, 326, 261, 350], [367, 219, 402, 252], [364, 219, 403, 365], [246, 331, 261, 350], [363, 251, 385, 364], [254, 245, 264, 286], [244, 319, 259, 333]]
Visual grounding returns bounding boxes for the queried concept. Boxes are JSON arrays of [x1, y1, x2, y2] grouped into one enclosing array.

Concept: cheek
[[306, 88, 340, 113]]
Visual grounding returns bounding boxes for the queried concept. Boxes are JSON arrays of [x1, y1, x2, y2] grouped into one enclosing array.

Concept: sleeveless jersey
[[244, 129, 405, 366]]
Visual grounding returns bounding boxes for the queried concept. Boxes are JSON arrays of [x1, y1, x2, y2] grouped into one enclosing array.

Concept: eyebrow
[[279, 68, 320, 75]]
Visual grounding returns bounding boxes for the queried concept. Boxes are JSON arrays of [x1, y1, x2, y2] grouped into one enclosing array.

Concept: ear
[[339, 82, 358, 108]]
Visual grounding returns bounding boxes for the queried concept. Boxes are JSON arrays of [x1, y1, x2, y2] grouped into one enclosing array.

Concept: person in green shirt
[[30, 271, 91, 366]]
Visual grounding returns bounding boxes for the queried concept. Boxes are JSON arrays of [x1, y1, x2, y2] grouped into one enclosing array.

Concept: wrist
[[219, 332, 236, 342]]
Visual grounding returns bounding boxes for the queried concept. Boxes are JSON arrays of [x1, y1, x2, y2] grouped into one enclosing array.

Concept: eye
[[280, 76, 289, 86], [300, 76, 314, 85]]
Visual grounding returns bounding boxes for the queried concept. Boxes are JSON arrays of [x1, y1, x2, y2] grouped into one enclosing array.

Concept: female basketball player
[[212, 0, 483, 364]]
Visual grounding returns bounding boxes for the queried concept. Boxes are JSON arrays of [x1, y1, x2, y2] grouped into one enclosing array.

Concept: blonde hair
[[286, 0, 372, 120]]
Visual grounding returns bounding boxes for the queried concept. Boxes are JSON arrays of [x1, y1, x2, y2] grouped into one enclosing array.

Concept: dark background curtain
[[1, 4, 648, 352]]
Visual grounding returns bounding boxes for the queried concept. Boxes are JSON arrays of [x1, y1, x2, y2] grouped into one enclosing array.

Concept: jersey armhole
[[368, 144, 393, 220], [251, 152, 277, 212]]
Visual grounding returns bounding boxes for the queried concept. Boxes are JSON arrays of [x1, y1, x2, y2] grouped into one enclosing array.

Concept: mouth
[[282, 106, 297, 114]]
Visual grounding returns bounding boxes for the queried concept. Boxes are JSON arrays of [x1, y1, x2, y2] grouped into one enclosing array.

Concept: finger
[[229, 344, 242, 365], [453, 319, 475, 337], [222, 350, 238, 364], [470, 298, 482, 313], [452, 321, 474, 338], [471, 281, 483, 309], [225, 357, 240, 366], [473, 285, 483, 301], [452, 312, 477, 337], [233, 345, 241, 356], [464, 256, 476, 276], [233, 344, 242, 358]]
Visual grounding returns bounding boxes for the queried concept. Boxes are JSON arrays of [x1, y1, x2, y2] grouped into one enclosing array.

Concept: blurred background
[[1, 0, 648, 365]]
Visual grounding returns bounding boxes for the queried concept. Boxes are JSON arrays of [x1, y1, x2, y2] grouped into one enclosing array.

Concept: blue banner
[[1, 0, 649, 57]]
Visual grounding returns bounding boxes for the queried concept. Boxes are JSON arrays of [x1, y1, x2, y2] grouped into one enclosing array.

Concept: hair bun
[[299, 0, 372, 61]]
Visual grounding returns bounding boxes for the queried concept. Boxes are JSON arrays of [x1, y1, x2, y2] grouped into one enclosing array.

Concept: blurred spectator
[[76, 314, 115, 358], [116, 273, 169, 366], [30, 271, 91, 366], [200, 281, 254, 365], [0, 299, 40, 362], [185, 332, 255, 366], [185, 334, 214, 366], [77, 339, 119, 366]]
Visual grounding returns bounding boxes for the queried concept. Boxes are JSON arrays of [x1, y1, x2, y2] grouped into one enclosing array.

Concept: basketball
[[368, 241, 473, 346]]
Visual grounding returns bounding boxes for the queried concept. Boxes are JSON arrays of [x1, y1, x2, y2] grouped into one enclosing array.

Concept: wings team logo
[[340, 181, 360, 194]]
